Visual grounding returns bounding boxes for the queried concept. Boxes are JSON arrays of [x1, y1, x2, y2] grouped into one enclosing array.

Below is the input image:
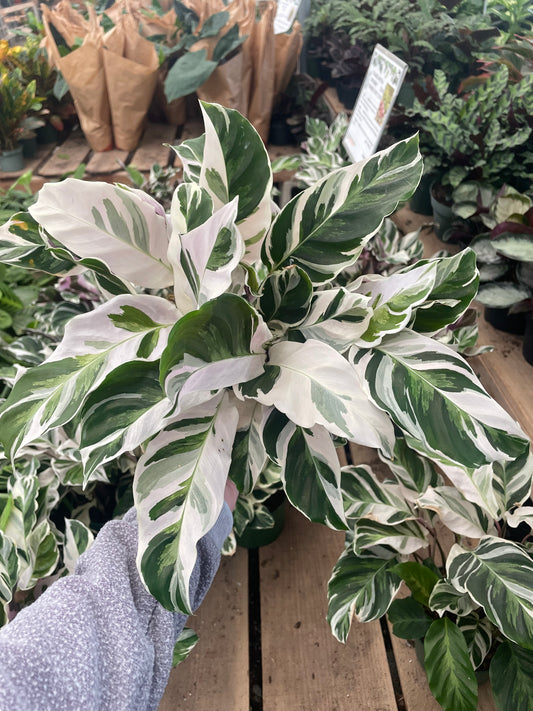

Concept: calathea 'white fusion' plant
[[0, 103, 530, 661]]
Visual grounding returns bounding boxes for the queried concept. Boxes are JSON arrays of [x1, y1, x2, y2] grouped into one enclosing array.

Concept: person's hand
[[224, 479, 239, 512]]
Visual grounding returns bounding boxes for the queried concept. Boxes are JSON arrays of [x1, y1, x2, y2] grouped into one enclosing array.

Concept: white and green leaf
[[135, 393, 238, 614], [172, 627, 199, 667], [29, 179, 173, 288], [379, 437, 443, 502], [258, 266, 313, 335], [341, 464, 415, 525], [429, 579, 478, 617], [0, 531, 19, 605], [447, 537, 533, 649], [417, 486, 497, 537], [353, 518, 429, 556], [63, 518, 94, 575], [262, 135, 422, 283], [457, 612, 493, 669]]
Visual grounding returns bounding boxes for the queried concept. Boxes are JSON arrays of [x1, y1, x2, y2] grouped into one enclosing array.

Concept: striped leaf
[[353, 518, 429, 556], [63, 518, 94, 574], [238, 339, 395, 452], [170, 182, 214, 234], [490, 642, 533, 711], [262, 135, 422, 283], [281, 424, 347, 530], [258, 266, 313, 335], [492, 446, 533, 511], [493, 233, 533, 262], [17, 519, 59, 590], [457, 613, 493, 669], [0, 530, 19, 605], [417, 486, 497, 537], [28, 179, 173, 288], [172, 627, 199, 667], [327, 544, 402, 640], [341, 464, 415, 525], [227, 399, 271, 495], [505, 505, 533, 531], [0, 213, 75, 274], [354, 330, 529, 469], [77, 361, 170, 481], [135, 393, 238, 614], [476, 282, 530, 309], [379, 437, 443, 502], [429, 579, 477, 617], [199, 102, 273, 261], [447, 537, 533, 649], [169, 197, 243, 313], [355, 262, 437, 345], [0, 295, 176, 457], [161, 294, 270, 416], [172, 134, 205, 184], [297, 288, 372, 353], [424, 618, 478, 711], [411, 250, 479, 334]]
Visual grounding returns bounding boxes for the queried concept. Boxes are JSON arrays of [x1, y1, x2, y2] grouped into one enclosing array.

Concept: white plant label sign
[[343, 44, 408, 163], [273, 0, 302, 34]]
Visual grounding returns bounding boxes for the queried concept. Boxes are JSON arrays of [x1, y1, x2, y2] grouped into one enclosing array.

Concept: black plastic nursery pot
[[268, 117, 295, 146], [235, 491, 286, 549], [484, 305, 527, 335], [430, 182, 454, 241], [36, 123, 59, 145], [409, 173, 433, 216]]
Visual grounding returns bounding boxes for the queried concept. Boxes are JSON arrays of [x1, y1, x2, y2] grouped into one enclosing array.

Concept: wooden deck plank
[[159, 546, 249, 711], [128, 122, 178, 172], [85, 148, 129, 176], [260, 506, 398, 711], [38, 134, 92, 178], [470, 313, 533, 440]]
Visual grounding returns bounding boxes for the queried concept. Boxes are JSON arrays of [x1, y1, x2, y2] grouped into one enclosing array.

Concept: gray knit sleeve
[[0, 504, 233, 711]]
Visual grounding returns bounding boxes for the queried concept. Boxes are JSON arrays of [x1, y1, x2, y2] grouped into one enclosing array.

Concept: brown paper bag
[[103, 12, 159, 150], [247, 1, 276, 142], [196, 51, 246, 113], [41, 4, 113, 151], [274, 22, 303, 97], [150, 65, 187, 125]]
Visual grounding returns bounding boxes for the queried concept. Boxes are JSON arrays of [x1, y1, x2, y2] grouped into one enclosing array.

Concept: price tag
[[273, 0, 302, 34], [343, 44, 408, 163]]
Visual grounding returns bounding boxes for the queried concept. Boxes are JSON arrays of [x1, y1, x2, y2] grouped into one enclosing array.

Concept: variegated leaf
[[78, 361, 170, 481], [353, 330, 529, 469], [492, 233, 533, 262], [492, 447, 533, 511], [29, 179, 173, 288], [258, 266, 313, 335], [505, 506, 533, 530], [457, 612, 493, 669], [297, 288, 372, 353], [327, 544, 402, 641], [170, 182, 214, 235], [424, 618, 478, 711], [0, 213, 75, 274], [411, 250, 479, 334], [171, 134, 205, 184], [239, 339, 395, 452], [63, 518, 94, 574], [353, 518, 429, 556], [417, 486, 497, 537], [0, 295, 177, 457], [262, 135, 422, 283], [354, 262, 437, 346], [198, 102, 273, 261], [135, 393, 238, 614], [281, 424, 347, 530], [379, 438, 443, 502], [169, 198, 244, 313], [0, 531, 19, 605], [341, 464, 415, 525], [447, 537, 533, 649], [227, 399, 271, 495], [3, 472, 39, 545], [17, 518, 59, 590], [161, 294, 270, 416], [172, 627, 199, 667], [429, 579, 477, 617]]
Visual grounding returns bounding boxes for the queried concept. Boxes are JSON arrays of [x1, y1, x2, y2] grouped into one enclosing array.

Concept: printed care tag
[[274, 0, 302, 34], [343, 44, 408, 163]]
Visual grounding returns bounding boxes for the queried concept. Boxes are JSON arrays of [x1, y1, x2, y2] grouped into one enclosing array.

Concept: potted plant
[[0, 69, 41, 172], [408, 66, 533, 240], [0, 102, 529, 658]]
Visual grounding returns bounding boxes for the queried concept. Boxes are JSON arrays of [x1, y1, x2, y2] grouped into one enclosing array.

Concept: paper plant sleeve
[[41, 4, 112, 151], [274, 22, 303, 97], [247, 1, 276, 142], [102, 12, 159, 150]]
